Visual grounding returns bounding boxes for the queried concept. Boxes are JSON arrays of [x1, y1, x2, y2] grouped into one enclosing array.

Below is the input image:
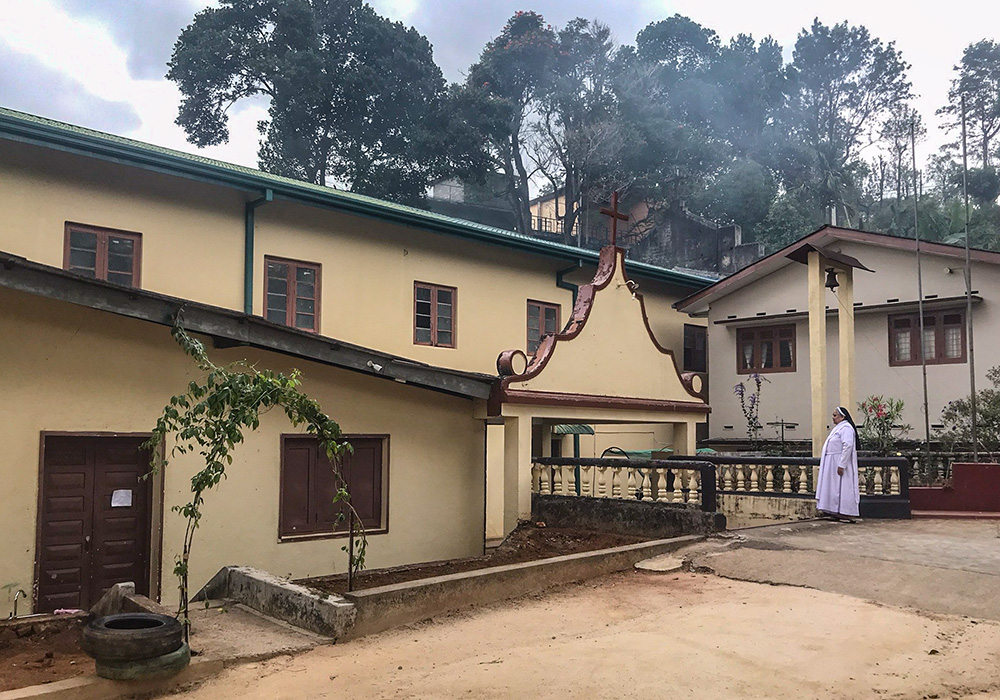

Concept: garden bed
[[300, 523, 646, 594], [0, 619, 91, 692]]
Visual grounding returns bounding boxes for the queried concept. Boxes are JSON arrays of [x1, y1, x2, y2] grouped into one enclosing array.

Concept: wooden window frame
[[413, 282, 457, 348], [888, 309, 967, 366], [736, 324, 796, 374], [278, 434, 390, 542], [63, 222, 142, 287], [683, 324, 708, 373], [264, 256, 322, 334], [526, 300, 561, 356]]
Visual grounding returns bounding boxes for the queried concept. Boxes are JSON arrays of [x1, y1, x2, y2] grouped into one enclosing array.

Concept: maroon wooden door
[[37, 436, 152, 612]]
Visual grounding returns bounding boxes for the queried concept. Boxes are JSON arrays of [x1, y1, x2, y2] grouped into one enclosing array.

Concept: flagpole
[[961, 95, 979, 460], [911, 116, 931, 458]]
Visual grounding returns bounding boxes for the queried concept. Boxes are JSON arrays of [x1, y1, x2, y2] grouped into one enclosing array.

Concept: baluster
[[539, 465, 551, 494], [611, 467, 622, 499], [874, 466, 884, 495], [889, 466, 900, 495], [654, 469, 667, 502], [552, 465, 562, 496], [561, 465, 574, 496], [798, 466, 808, 494], [857, 466, 867, 495], [642, 469, 654, 502], [672, 468, 684, 502], [764, 465, 774, 492], [597, 466, 607, 497], [723, 465, 733, 491], [627, 468, 638, 499], [750, 464, 760, 491], [531, 463, 540, 493], [687, 469, 700, 505], [581, 465, 593, 497], [782, 465, 792, 493]]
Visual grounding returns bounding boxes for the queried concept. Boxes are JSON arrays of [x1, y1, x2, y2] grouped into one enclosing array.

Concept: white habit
[[815, 421, 860, 517]]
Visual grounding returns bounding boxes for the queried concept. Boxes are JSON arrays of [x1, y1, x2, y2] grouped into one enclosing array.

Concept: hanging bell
[[824, 267, 840, 291]]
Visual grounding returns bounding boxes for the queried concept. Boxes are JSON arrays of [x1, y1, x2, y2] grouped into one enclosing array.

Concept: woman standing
[[815, 406, 861, 522]]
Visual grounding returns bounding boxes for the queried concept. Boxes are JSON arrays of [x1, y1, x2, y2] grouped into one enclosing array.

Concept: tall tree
[[786, 19, 912, 226], [530, 19, 625, 244], [461, 11, 557, 235], [940, 40, 1000, 169], [167, 0, 448, 204]]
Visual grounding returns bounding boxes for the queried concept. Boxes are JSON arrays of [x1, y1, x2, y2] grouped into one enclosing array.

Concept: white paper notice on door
[[111, 489, 133, 508]]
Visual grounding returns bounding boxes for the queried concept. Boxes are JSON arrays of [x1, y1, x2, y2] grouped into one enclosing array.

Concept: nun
[[815, 406, 861, 522]]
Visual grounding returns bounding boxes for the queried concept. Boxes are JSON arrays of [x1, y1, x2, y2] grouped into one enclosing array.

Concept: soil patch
[[0, 623, 92, 692], [300, 524, 647, 594]]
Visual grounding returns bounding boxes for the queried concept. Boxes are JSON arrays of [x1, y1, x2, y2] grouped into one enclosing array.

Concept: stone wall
[[531, 494, 725, 538]]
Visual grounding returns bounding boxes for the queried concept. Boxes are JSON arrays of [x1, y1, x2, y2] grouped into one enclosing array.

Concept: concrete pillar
[[672, 421, 698, 457], [540, 423, 553, 458], [838, 268, 855, 416], [484, 421, 505, 547], [503, 415, 533, 534], [808, 251, 828, 457]]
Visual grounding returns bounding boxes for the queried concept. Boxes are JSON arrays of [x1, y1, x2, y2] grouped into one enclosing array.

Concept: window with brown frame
[[279, 435, 388, 539], [527, 300, 560, 355], [889, 309, 966, 366], [736, 325, 796, 374], [414, 282, 456, 347], [683, 324, 708, 372], [265, 257, 320, 333], [63, 223, 141, 287]]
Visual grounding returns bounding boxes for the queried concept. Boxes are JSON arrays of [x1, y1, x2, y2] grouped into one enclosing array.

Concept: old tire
[[95, 642, 191, 680], [82, 613, 183, 662]]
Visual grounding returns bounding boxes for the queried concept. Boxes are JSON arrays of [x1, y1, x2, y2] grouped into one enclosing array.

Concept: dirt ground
[[302, 524, 646, 593], [170, 569, 1000, 700], [0, 624, 91, 691]]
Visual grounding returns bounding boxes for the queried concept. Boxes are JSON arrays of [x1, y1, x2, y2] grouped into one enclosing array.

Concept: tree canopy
[[166, 2, 1000, 253], [167, 0, 449, 204]]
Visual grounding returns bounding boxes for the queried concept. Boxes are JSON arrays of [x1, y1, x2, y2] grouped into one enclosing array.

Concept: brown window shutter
[[280, 440, 313, 536]]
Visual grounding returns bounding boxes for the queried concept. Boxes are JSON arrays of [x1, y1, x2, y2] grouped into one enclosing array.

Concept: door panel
[[37, 436, 151, 612]]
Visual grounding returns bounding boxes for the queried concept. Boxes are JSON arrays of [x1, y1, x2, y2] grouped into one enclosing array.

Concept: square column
[[808, 251, 828, 457], [838, 268, 855, 415], [484, 420, 506, 547], [503, 416, 532, 535], [672, 421, 698, 457]]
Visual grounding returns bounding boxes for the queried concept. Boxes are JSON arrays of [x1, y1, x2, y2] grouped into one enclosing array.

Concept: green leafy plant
[[857, 394, 911, 455], [938, 365, 1000, 459], [734, 373, 769, 451], [144, 324, 365, 642]]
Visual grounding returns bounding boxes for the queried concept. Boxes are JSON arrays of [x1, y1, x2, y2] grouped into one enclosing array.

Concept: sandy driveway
[[173, 570, 1000, 700]]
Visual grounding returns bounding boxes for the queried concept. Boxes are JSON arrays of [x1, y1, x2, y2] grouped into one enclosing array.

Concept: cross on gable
[[599, 191, 629, 246]]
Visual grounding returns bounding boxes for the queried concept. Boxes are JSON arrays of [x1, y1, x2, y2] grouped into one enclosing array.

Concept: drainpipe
[[556, 259, 583, 306], [244, 189, 274, 315]]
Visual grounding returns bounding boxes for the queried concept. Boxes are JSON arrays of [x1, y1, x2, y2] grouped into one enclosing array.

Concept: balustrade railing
[[669, 455, 908, 499], [531, 458, 716, 512], [900, 452, 994, 486]]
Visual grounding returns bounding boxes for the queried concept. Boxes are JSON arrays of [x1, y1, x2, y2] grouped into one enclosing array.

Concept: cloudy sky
[[0, 0, 993, 170]]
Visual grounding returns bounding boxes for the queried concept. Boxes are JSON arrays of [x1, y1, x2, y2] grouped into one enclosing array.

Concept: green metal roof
[[0, 106, 714, 289], [552, 423, 595, 435]]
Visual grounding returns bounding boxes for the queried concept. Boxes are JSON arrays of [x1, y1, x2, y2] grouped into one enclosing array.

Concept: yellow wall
[[254, 202, 574, 374], [0, 139, 700, 378], [0, 289, 485, 616], [0, 140, 246, 311]]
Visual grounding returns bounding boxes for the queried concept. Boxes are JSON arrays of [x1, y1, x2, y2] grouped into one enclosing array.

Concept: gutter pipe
[[244, 189, 273, 315], [556, 259, 583, 306]]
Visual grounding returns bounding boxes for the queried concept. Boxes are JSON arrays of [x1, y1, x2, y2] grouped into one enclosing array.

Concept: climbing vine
[[144, 324, 366, 642]]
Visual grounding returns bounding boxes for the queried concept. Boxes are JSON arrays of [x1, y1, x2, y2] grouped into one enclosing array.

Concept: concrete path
[[169, 571, 1000, 700], [686, 519, 1000, 620]]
